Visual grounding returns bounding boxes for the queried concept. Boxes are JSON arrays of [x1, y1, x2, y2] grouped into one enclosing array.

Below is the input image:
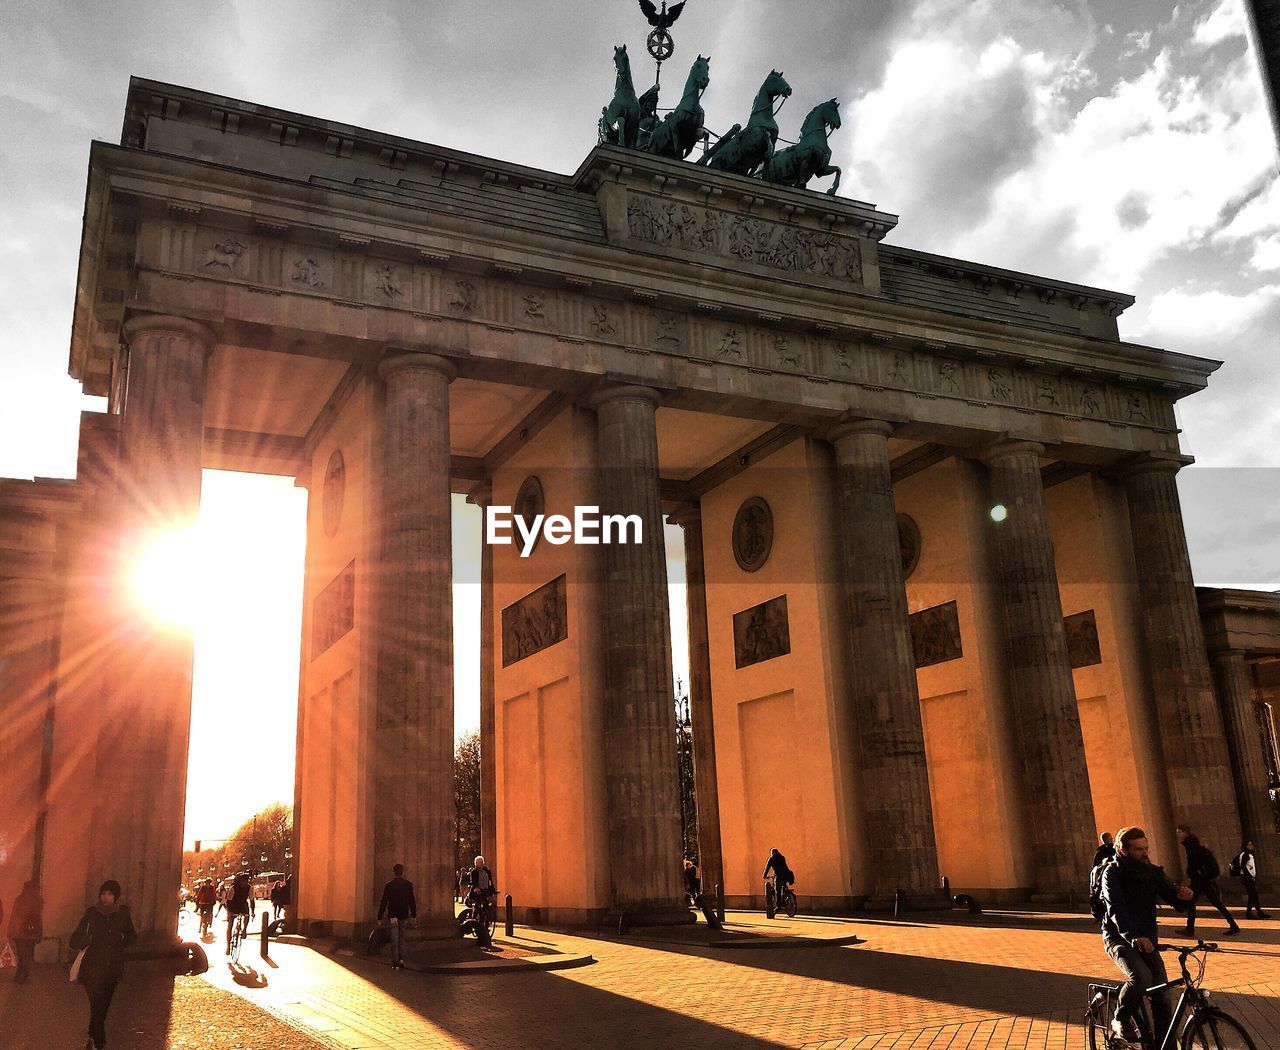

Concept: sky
[[3, 0, 1278, 839]]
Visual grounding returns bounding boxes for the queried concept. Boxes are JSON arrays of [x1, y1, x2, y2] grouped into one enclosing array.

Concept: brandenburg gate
[[3, 76, 1278, 944]]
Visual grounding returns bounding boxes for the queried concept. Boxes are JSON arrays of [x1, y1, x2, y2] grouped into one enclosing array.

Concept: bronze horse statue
[[599, 45, 643, 147], [647, 54, 710, 160], [760, 97, 842, 195], [699, 69, 792, 176]]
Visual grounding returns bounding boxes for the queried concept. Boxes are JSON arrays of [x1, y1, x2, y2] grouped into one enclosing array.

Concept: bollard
[[942, 875, 951, 899], [260, 912, 270, 959], [504, 893, 514, 937], [715, 882, 725, 925], [893, 888, 905, 918]]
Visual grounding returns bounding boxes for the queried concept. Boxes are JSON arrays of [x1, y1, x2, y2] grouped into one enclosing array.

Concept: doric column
[[107, 314, 215, 939], [828, 419, 941, 898], [1123, 457, 1240, 856], [466, 481, 497, 878], [590, 385, 686, 922], [1211, 650, 1280, 888], [981, 439, 1095, 892], [376, 350, 456, 931], [668, 503, 724, 903]]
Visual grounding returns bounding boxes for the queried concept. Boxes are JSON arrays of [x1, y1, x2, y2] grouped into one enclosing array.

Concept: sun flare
[[133, 525, 206, 630]]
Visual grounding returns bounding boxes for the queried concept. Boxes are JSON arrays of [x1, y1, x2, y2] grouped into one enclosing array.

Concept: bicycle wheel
[[785, 890, 797, 918], [764, 883, 776, 919], [230, 917, 244, 965], [1181, 1008, 1257, 1050], [485, 903, 497, 941], [1085, 986, 1121, 1050]]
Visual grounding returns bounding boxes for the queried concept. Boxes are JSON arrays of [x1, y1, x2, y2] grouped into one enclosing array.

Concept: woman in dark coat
[[69, 879, 137, 1050], [9, 879, 43, 983]]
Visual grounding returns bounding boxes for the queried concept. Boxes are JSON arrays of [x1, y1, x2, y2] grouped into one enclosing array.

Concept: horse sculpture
[[599, 45, 642, 148], [699, 69, 791, 176], [760, 97, 842, 195], [647, 54, 710, 160]]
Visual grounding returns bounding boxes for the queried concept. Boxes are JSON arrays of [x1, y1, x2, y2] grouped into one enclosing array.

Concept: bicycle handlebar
[[1157, 941, 1219, 955]]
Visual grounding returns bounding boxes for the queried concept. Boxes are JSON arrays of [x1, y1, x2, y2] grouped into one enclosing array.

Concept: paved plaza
[[4, 908, 1280, 1048]]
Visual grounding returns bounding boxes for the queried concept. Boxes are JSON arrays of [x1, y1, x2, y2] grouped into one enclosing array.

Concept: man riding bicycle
[[224, 871, 256, 957], [763, 848, 795, 912], [1098, 826, 1193, 1043], [195, 879, 216, 937]]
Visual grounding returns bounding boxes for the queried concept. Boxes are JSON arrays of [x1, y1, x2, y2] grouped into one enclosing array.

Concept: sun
[[132, 525, 207, 630]]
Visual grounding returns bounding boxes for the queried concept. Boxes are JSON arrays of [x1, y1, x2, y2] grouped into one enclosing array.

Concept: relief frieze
[[625, 194, 863, 284], [501, 574, 568, 666], [149, 220, 1175, 435]]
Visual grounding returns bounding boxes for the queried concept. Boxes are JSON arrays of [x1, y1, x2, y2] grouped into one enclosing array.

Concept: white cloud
[[1192, 0, 1247, 48], [1141, 285, 1280, 341]]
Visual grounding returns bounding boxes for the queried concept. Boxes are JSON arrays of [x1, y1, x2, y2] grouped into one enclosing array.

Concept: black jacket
[[1093, 842, 1117, 867], [70, 904, 137, 982], [1100, 856, 1185, 947], [763, 853, 793, 883], [1181, 836, 1219, 889], [378, 876, 417, 920]]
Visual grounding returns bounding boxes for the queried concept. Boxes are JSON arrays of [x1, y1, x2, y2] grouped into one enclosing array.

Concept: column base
[[609, 906, 696, 930], [861, 892, 953, 913]]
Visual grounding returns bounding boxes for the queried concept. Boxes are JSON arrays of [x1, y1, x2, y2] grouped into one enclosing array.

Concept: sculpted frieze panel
[[625, 193, 863, 285], [148, 221, 1177, 436], [910, 600, 962, 668], [733, 594, 791, 669], [501, 574, 568, 666], [312, 560, 356, 658]]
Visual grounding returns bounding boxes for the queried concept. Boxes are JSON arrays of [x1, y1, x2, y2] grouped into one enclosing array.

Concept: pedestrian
[[1093, 832, 1116, 868], [1175, 824, 1240, 937], [69, 879, 137, 1050], [377, 863, 417, 970], [682, 858, 701, 904], [1231, 840, 1269, 919], [9, 879, 42, 984], [269, 880, 285, 922], [1098, 826, 1194, 1043]]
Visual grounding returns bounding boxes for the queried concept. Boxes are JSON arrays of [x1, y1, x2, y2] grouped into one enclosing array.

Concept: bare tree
[[455, 730, 482, 873]]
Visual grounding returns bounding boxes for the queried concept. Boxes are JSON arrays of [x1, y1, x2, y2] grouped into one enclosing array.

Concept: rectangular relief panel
[[312, 560, 355, 657], [502, 574, 568, 667], [1065, 609, 1102, 668], [910, 600, 963, 668], [733, 594, 791, 669]]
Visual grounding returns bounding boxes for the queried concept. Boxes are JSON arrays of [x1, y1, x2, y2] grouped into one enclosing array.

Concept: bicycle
[[764, 873, 797, 919], [227, 910, 251, 966], [1085, 941, 1256, 1049], [458, 889, 497, 947]]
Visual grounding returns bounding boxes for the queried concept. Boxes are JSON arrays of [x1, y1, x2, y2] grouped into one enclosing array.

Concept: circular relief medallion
[[732, 497, 774, 573], [897, 513, 921, 579], [322, 449, 345, 538], [515, 474, 546, 553]]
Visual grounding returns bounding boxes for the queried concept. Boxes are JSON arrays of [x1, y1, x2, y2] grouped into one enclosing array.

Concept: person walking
[[1093, 832, 1116, 867], [377, 864, 417, 969], [9, 879, 42, 984], [1176, 824, 1240, 937], [69, 879, 137, 1050], [1232, 840, 1269, 919], [1099, 826, 1193, 1043], [682, 858, 702, 904]]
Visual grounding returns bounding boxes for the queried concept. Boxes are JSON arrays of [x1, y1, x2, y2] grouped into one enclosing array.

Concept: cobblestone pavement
[[202, 909, 1280, 1048], [5, 910, 1279, 1048]]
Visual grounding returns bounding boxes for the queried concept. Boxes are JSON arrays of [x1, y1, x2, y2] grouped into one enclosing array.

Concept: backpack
[[1088, 858, 1113, 921], [1227, 853, 1242, 878]]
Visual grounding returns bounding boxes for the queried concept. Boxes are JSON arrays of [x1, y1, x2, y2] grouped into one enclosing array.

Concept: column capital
[[586, 383, 663, 411], [465, 480, 493, 509], [666, 502, 702, 530], [978, 438, 1045, 466], [377, 349, 458, 383], [825, 416, 894, 444], [1116, 451, 1192, 480], [122, 313, 218, 355]]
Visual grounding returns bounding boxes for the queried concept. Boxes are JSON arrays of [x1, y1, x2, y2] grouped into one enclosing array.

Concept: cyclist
[[224, 871, 255, 957], [464, 856, 497, 947], [195, 879, 216, 938], [1098, 826, 1193, 1043], [762, 848, 795, 911]]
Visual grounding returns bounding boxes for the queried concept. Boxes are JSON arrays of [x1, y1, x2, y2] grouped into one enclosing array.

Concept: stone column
[[590, 385, 687, 922], [1123, 457, 1240, 857], [376, 350, 456, 931], [1211, 650, 1280, 888], [668, 504, 724, 903], [828, 419, 941, 898], [981, 439, 1095, 892], [107, 314, 215, 939], [466, 481, 497, 878]]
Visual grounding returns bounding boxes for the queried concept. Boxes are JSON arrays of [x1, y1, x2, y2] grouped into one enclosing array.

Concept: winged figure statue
[[639, 0, 685, 30]]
